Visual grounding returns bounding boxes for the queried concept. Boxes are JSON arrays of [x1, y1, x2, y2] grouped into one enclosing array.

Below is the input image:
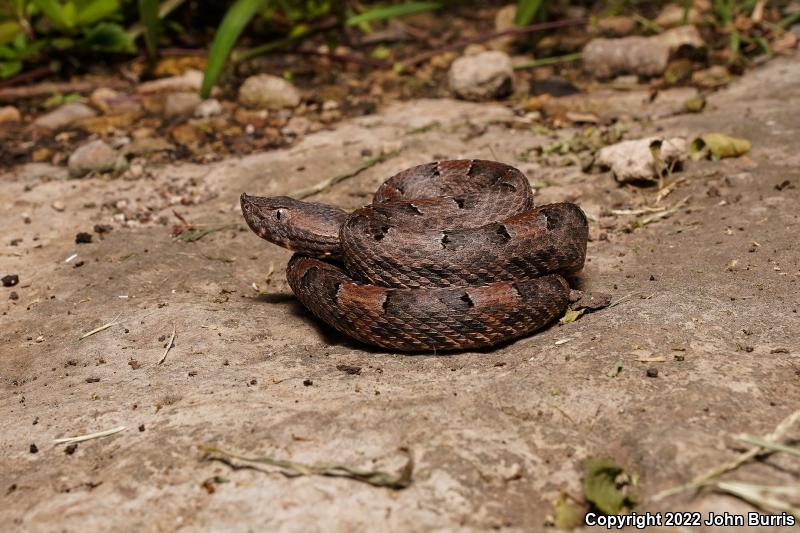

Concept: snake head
[[240, 193, 346, 258], [240, 194, 296, 243]]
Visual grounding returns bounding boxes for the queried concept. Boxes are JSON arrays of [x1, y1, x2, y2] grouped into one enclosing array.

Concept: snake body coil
[[241, 160, 588, 352]]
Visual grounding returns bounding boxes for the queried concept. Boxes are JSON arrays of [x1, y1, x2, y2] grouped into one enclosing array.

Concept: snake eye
[[274, 208, 286, 221]]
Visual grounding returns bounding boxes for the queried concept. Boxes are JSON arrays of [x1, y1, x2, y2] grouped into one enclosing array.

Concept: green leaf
[[201, 0, 264, 99], [138, 0, 159, 58], [63, 1, 78, 26], [51, 36, 75, 49], [0, 20, 22, 46], [514, 0, 545, 26], [0, 59, 22, 78], [75, 0, 119, 26], [346, 2, 440, 26], [559, 308, 585, 325], [371, 45, 391, 60], [33, 0, 74, 30], [84, 22, 136, 53], [583, 458, 636, 515], [690, 133, 750, 161], [553, 493, 585, 529]]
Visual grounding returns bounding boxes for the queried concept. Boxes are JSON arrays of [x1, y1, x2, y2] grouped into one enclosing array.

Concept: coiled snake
[[241, 159, 588, 352]]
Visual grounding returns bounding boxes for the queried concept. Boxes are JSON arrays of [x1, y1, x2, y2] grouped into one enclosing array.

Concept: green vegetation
[[0, 0, 792, 92]]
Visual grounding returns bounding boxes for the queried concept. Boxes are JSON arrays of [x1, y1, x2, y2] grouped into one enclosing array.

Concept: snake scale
[[241, 159, 588, 352]]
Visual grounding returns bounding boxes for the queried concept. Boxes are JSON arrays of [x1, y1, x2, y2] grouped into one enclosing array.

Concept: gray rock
[[164, 92, 203, 117], [33, 102, 96, 130], [238, 74, 301, 109], [583, 27, 704, 79], [448, 51, 514, 101], [596, 137, 687, 184], [583, 37, 670, 78], [68, 140, 122, 178], [194, 98, 223, 118]]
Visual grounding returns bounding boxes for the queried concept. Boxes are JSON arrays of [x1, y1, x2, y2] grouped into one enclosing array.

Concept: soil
[[1, 56, 799, 531]]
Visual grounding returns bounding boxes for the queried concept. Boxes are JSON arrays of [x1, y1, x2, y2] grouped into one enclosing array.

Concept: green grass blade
[[138, 0, 159, 58], [514, 0, 545, 26], [346, 2, 440, 27], [201, 0, 263, 98]]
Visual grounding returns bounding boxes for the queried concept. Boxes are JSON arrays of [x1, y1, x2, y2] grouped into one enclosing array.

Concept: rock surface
[[1, 57, 799, 532], [238, 74, 301, 109], [448, 50, 514, 100]]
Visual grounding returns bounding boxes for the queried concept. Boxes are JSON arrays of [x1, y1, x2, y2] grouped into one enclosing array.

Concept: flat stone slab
[[1, 58, 799, 531]]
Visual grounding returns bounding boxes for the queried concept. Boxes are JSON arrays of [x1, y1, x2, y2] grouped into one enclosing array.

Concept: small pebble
[[303, 379, 313, 386], [646, 367, 659, 378], [74, 261, 85, 268], [65, 443, 78, 455], [85, 377, 100, 383], [29, 444, 38, 454], [9, 291, 18, 300], [75, 232, 93, 244], [51, 201, 66, 212], [2, 274, 19, 287], [138, 424, 145, 432]]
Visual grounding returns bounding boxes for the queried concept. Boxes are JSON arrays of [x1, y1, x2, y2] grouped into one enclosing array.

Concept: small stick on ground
[[158, 323, 177, 365], [512, 52, 582, 70], [201, 446, 413, 490], [290, 150, 401, 199], [0, 79, 129, 102], [54, 426, 127, 445], [653, 409, 800, 501], [79, 317, 120, 340], [735, 434, 800, 458], [399, 18, 586, 69]]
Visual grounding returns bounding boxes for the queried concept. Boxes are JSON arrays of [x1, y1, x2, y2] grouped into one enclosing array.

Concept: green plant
[[515, 0, 548, 26], [200, 0, 443, 98], [0, 0, 137, 78]]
